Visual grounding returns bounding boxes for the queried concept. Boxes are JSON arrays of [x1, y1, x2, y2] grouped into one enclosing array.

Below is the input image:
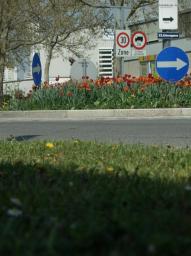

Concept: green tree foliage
[[0, 0, 49, 104]]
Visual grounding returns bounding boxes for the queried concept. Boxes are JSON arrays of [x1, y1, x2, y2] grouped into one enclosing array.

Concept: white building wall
[[40, 36, 114, 82], [124, 60, 140, 77], [39, 48, 71, 82], [4, 67, 17, 82]]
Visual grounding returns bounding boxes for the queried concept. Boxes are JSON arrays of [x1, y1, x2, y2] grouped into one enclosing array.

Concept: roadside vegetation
[[1, 140, 191, 255], [2, 74, 191, 110]]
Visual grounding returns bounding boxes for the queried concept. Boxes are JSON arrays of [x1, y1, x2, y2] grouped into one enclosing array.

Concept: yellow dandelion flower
[[106, 166, 114, 172], [46, 142, 54, 149], [73, 140, 80, 144]]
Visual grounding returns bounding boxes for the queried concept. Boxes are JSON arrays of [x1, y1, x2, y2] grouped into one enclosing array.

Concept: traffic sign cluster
[[115, 30, 147, 58], [156, 0, 189, 82]]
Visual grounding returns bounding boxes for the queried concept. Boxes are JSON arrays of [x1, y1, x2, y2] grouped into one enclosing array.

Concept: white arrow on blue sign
[[156, 47, 189, 82], [32, 53, 42, 87]]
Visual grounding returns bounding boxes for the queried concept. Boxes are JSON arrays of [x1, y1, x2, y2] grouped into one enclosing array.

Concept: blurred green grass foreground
[[1, 140, 191, 255]]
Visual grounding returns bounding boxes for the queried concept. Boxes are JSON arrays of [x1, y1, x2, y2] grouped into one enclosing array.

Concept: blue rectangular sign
[[157, 32, 179, 39]]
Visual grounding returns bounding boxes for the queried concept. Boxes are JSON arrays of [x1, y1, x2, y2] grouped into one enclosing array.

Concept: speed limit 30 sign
[[116, 30, 131, 57]]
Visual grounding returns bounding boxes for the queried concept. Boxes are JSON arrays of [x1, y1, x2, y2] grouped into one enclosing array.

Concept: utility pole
[[111, 5, 130, 76]]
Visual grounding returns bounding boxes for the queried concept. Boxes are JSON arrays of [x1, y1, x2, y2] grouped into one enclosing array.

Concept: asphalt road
[[1, 118, 191, 147]]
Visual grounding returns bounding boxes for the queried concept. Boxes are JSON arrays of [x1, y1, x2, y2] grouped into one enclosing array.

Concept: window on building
[[99, 48, 113, 77]]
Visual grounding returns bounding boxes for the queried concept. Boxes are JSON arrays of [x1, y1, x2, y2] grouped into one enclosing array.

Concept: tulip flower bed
[[4, 74, 191, 110]]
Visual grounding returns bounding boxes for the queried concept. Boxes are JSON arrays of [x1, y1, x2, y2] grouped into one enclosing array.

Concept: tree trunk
[[0, 24, 8, 106], [44, 46, 53, 83], [0, 54, 6, 107]]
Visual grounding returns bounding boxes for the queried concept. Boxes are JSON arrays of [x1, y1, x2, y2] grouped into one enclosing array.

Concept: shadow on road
[[6, 135, 40, 141]]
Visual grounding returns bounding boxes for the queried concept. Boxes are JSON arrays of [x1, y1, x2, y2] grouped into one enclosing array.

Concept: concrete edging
[[1, 108, 191, 120]]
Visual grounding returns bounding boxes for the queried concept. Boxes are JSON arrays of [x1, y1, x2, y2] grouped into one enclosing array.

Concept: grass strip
[[0, 140, 191, 255]]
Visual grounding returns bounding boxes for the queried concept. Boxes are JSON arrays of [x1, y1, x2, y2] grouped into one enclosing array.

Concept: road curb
[[1, 108, 191, 120]]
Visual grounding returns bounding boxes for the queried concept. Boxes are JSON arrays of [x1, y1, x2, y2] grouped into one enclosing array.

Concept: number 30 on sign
[[115, 30, 131, 57]]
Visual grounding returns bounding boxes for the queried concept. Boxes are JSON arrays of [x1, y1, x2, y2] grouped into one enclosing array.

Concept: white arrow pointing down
[[157, 58, 188, 71]]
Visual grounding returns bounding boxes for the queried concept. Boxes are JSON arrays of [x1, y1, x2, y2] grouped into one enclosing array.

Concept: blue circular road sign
[[156, 47, 189, 82], [32, 53, 42, 87]]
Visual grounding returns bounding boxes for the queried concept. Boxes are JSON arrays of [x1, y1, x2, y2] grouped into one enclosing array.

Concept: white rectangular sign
[[132, 49, 146, 57], [159, 0, 178, 30], [115, 30, 131, 57]]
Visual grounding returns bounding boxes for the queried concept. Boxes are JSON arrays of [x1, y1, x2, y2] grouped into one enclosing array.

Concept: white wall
[[39, 36, 114, 81]]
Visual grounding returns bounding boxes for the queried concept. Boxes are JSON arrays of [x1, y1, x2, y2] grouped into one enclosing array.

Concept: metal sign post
[[79, 59, 88, 78], [112, 6, 131, 76], [120, 6, 125, 75], [162, 30, 171, 49], [115, 30, 131, 75]]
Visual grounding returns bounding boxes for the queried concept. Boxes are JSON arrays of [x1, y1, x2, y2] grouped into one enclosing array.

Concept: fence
[[3, 77, 71, 95]]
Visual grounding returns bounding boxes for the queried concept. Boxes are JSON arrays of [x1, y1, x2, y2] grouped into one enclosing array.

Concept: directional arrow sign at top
[[32, 53, 42, 87], [159, 0, 178, 30], [156, 47, 189, 82]]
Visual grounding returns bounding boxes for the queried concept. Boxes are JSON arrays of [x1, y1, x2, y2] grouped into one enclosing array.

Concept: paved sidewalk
[[1, 108, 191, 120]]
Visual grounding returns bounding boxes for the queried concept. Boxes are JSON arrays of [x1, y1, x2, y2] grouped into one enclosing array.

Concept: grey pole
[[111, 6, 130, 77], [120, 6, 125, 75], [162, 30, 171, 49], [80, 59, 88, 78]]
